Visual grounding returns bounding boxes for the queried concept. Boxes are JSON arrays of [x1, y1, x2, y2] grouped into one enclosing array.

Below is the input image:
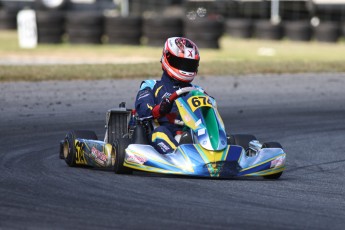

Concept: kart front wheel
[[262, 142, 283, 180], [263, 172, 283, 180], [63, 130, 98, 167], [113, 138, 133, 174]]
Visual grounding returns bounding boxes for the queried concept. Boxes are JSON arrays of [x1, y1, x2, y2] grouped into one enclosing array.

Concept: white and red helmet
[[161, 37, 200, 83]]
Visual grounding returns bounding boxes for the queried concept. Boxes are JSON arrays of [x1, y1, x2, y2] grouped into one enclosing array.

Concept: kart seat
[[132, 124, 149, 145], [178, 131, 193, 145]]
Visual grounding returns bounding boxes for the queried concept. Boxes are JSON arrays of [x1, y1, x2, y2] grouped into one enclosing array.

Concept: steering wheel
[[167, 87, 204, 126], [168, 86, 203, 102]]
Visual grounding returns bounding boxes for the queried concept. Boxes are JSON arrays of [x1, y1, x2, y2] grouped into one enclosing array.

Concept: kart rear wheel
[[262, 142, 282, 149], [63, 130, 98, 167], [228, 134, 257, 150], [262, 142, 283, 179], [113, 138, 133, 174]]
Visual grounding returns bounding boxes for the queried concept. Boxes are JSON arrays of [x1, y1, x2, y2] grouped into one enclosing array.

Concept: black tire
[[59, 140, 64, 159], [66, 27, 103, 37], [264, 172, 283, 180], [183, 33, 220, 48], [254, 20, 284, 40], [104, 16, 142, 45], [262, 142, 283, 179], [341, 23, 345, 40], [263, 171, 283, 179], [65, 12, 104, 44], [262, 142, 283, 149], [37, 27, 64, 37], [65, 12, 103, 26], [38, 35, 63, 44], [229, 134, 257, 150], [106, 28, 142, 38], [314, 21, 340, 43], [36, 11, 65, 26], [185, 32, 221, 41], [184, 18, 224, 34], [144, 28, 183, 38], [63, 130, 98, 167], [0, 10, 17, 30], [143, 17, 183, 46], [104, 16, 142, 28], [36, 11, 65, 44], [190, 39, 220, 49], [143, 17, 182, 28], [284, 20, 312, 41], [113, 138, 133, 174], [184, 18, 223, 49], [225, 18, 253, 38]]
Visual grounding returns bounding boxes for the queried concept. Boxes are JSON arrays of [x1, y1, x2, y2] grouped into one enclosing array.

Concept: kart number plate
[[187, 96, 212, 112]]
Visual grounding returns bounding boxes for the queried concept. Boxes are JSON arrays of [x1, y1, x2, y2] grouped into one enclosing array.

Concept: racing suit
[[135, 71, 194, 154]]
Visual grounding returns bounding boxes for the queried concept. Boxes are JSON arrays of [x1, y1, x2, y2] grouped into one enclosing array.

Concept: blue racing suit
[[135, 71, 195, 154]]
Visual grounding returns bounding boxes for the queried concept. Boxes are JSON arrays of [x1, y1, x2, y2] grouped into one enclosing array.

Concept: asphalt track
[[0, 73, 344, 229]]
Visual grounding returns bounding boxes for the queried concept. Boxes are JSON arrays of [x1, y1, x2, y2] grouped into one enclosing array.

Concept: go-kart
[[59, 86, 286, 179]]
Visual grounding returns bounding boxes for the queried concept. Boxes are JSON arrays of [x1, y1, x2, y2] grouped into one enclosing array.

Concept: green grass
[[1, 30, 345, 81]]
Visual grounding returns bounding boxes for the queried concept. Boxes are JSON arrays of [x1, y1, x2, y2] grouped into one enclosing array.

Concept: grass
[[1, 30, 345, 81]]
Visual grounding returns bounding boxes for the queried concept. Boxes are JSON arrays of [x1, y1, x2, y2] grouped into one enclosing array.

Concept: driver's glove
[[152, 97, 173, 119]]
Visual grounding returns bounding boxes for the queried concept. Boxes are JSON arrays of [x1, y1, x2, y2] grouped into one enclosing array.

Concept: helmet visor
[[166, 52, 199, 72]]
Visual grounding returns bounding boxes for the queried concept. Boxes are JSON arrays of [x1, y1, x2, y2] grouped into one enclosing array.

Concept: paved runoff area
[[0, 73, 344, 229]]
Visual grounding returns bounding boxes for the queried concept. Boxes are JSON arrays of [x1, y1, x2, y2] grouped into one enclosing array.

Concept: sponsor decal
[[197, 128, 205, 136], [126, 154, 147, 165], [91, 147, 107, 165], [162, 92, 171, 100], [137, 90, 150, 100], [271, 156, 285, 168], [157, 142, 170, 152], [184, 114, 191, 122], [75, 141, 87, 165], [195, 119, 202, 127], [185, 48, 195, 59]]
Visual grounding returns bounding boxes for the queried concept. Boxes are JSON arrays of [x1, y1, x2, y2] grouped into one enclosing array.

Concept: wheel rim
[[63, 140, 69, 159], [111, 147, 116, 167]]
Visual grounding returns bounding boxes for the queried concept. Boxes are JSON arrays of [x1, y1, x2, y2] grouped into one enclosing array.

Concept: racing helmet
[[161, 37, 200, 83]]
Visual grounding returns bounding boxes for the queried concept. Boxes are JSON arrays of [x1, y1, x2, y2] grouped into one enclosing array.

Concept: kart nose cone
[[204, 161, 242, 177]]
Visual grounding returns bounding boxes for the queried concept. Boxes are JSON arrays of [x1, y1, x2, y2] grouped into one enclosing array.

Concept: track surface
[[0, 73, 344, 229]]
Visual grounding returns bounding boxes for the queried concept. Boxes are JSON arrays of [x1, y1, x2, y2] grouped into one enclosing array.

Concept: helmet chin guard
[[161, 37, 200, 83]]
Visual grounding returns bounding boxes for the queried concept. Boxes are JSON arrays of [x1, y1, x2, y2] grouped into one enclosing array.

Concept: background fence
[[1, 0, 345, 48]]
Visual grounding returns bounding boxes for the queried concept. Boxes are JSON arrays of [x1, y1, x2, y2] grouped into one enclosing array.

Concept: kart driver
[[135, 37, 202, 154]]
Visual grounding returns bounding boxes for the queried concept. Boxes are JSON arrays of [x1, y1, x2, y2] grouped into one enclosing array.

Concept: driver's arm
[[135, 87, 155, 120], [152, 97, 172, 119]]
